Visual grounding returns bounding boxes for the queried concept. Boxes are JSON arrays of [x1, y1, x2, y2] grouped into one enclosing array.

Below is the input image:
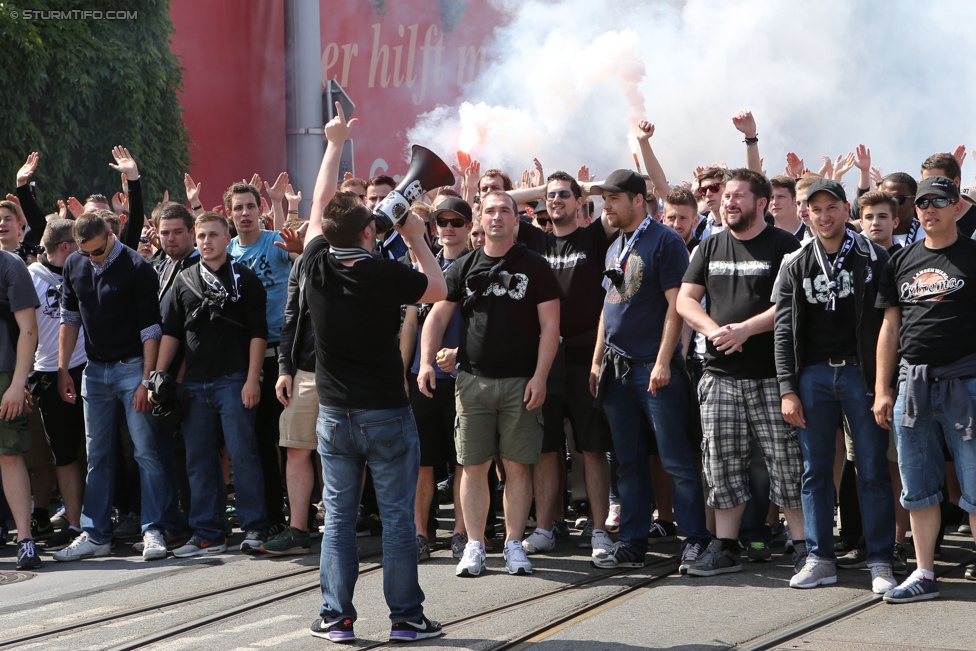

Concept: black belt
[[265, 343, 280, 359], [827, 356, 859, 367]]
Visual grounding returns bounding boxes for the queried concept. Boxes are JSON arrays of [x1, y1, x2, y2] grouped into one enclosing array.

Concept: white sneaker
[[790, 558, 837, 589], [870, 563, 898, 594], [605, 503, 621, 532], [142, 529, 168, 561], [590, 529, 613, 558], [522, 529, 555, 554], [52, 532, 111, 562], [455, 541, 486, 577], [504, 540, 533, 575]]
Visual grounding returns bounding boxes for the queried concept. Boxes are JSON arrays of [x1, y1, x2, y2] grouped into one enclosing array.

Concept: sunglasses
[[915, 197, 954, 210], [546, 190, 573, 200], [79, 240, 109, 258], [435, 217, 468, 228], [139, 236, 150, 243], [698, 183, 722, 197], [893, 194, 915, 205], [536, 217, 552, 227]]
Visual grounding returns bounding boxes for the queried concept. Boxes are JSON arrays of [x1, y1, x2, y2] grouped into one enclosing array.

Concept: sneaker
[[113, 512, 141, 539], [577, 520, 593, 549], [31, 513, 54, 540], [265, 522, 287, 538], [132, 530, 186, 553], [591, 529, 613, 558], [679, 541, 704, 575], [50, 505, 67, 530], [591, 541, 644, 569], [605, 503, 621, 533], [965, 564, 975, 581], [870, 563, 898, 594], [173, 534, 227, 558], [836, 547, 866, 569], [455, 541, 486, 577], [504, 540, 533, 575], [790, 558, 837, 589], [522, 529, 555, 554], [44, 526, 81, 552], [52, 532, 111, 562], [16, 538, 41, 570], [892, 542, 909, 576], [574, 515, 589, 530], [310, 616, 355, 642], [746, 541, 772, 562], [142, 529, 168, 561], [240, 530, 266, 554], [958, 523, 972, 535], [260, 526, 311, 556], [686, 539, 741, 577], [389, 616, 444, 642], [552, 520, 570, 540], [417, 534, 431, 562], [451, 532, 468, 560], [883, 570, 940, 603], [648, 519, 677, 545]]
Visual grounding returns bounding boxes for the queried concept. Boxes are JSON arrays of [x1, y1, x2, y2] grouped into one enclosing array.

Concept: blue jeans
[[602, 361, 710, 555], [797, 363, 894, 562], [81, 357, 176, 543], [183, 373, 269, 541], [317, 405, 425, 623], [893, 377, 976, 514]]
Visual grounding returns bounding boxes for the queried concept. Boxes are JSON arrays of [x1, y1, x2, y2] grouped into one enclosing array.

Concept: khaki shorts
[[278, 369, 319, 450], [454, 371, 544, 466], [0, 372, 31, 457]]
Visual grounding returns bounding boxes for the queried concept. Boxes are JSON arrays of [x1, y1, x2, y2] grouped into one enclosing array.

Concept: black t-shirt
[[304, 236, 428, 408], [683, 225, 801, 378], [799, 251, 858, 366], [956, 203, 976, 239], [876, 237, 976, 366], [518, 220, 612, 348], [445, 245, 562, 378], [163, 259, 268, 382]]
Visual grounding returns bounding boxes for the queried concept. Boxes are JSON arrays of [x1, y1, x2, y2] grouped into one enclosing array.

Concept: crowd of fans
[[1, 106, 975, 642]]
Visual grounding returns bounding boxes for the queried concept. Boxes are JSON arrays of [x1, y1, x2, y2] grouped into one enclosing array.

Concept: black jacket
[[773, 232, 889, 397]]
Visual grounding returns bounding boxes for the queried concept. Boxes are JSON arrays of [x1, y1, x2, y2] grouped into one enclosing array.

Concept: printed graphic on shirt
[[41, 285, 60, 318], [708, 260, 772, 276], [466, 272, 529, 300], [604, 252, 643, 304], [544, 251, 588, 270], [899, 267, 965, 303], [803, 270, 853, 305]]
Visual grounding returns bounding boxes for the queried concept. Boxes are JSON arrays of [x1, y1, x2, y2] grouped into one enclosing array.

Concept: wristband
[[192, 204, 203, 210], [743, 135, 759, 146]]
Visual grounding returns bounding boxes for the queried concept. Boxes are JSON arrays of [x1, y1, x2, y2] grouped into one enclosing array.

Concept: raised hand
[[265, 172, 289, 203], [854, 144, 871, 171], [785, 152, 805, 178], [636, 119, 655, 141], [953, 144, 967, 169], [325, 100, 358, 146], [871, 166, 883, 187], [260, 196, 271, 215], [248, 173, 263, 191], [58, 199, 68, 220], [112, 192, 127, 214], [833, 152, 856, 179], [67, 196, 85, 218], [274, 227, 304, 254], [816, 155, 834, 179], [109, 146, 140, 180], [16, 152, 39, 187], [184, 173, 202, 206], [577, 164, 595, 182], [531, 157, 544, 187], [731, 110, 757, 138], [285, 183, 302, 209]]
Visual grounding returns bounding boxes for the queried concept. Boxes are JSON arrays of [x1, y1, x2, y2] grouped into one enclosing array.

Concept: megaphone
[[372, 145, 456, 233]]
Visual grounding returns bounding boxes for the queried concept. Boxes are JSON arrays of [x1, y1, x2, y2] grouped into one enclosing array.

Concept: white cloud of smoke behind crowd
[[408, 0, 976, 185]]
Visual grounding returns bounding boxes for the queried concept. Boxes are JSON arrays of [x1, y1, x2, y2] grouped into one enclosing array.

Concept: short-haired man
[[157, 212, 270, 556], [0, 247, 41, 570], [774, 179, 896, 593], [28, 220, 85, 552], [874, 175, 976, 602], [54, 211, 175, 562], [155, 202, 199, 300], [663, 186, 701, 253], [919, 152, 976, 238], [769, 175, 805, 239], [589, 170, 711, 570], [677, 169, 806, 576], [420, 190, 561, 578], [226, 182, 296, 535], [340, 177, 367, 201], [367, 175, 409, 261], [858, 192, 901, 254], [400, 197, 472, 561], [304, 106, 446, 642], [692, 167, 727, 242], [515, 171, 617, 559], [880, 173, 922, 246], [478, 169, 513, 197]]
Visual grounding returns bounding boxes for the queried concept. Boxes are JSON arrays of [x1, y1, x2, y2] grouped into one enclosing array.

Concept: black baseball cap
[[431, 197, 473, 222], [591, 169, 647, 197], [807, 178, 847, 203], [916, 175, 959, 202]]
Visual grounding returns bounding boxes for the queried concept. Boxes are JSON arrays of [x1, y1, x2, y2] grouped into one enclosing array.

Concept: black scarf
[[812, 230, 855, 312]]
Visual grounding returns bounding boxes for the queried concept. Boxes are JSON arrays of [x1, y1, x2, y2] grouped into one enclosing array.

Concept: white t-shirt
[[30, 262, 87, 372]]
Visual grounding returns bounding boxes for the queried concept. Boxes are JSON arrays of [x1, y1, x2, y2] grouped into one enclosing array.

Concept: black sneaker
[[44, 526, 82, 552], [310, 616, 355, 643], [836, 547, 866, 569], [389, 616, 444, 642], [892, 542, 908, 576], [17, 538, 41, 570], [591, 541, 645, 569], [647, 519, 677, 545], [417, 534, 431, 562], [31, 512, 54, 540], [746, 541, 772, 562]]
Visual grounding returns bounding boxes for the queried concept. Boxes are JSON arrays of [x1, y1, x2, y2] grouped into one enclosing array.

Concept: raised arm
[[306, 101, 358, 244], [733, 111, 762, 174], [15, 152, 46, 243], [265, 172, 289, 231], [636, 120, 669, 201], [110, 146, 145, 250]]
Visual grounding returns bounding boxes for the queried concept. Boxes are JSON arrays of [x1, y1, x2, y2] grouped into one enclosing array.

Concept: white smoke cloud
[[408, 0, 976, 185]]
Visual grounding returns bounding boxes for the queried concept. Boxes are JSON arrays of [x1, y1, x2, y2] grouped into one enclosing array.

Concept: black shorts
[[540, 355, 613, 455], [409, 373, 457, 468], [32, 365, 86, 466]]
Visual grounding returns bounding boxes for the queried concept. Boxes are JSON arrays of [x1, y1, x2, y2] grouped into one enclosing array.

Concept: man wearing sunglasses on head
[[515, 171, 618, 561]]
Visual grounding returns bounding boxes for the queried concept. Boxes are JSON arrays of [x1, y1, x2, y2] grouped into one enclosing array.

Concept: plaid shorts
[[698, 373, 803, 510]]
